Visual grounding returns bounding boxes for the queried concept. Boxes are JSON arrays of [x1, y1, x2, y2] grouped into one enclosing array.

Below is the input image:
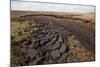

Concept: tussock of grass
[[11, 20, 39, 43]]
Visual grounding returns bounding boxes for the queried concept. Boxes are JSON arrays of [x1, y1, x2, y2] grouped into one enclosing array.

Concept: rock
[[39, 36, 47, 40], [37, 30, 42, 35], [51, 33, 54, 38], [58, 35, 63, 42], [35, 57, 44, 65], [31, 39, 36, 44], [32, 34, 37, 37], [37, 34, 44, 38], [45, 33, 52, 39], [28, 49, 37, 58], [45, 42, 53, 50], [52, 42, 60, 49], [37, 49, 43, 56], [34, 28, 38, 31], [45, 42, 52, 46], [20, 20, 70, 64], [51, 49, 60, 59], [60, 43, 67, 53], [47, 45, 53, 50], [54, 33, 59, 37], [23, 39, 32, 45], [42, 29, 47, 34], [45, 51, 50, 57], [34, 42, 40, 48], [40, 39, 49, 45], [51, 36, 57, 42], [41, 46, 48, 54]]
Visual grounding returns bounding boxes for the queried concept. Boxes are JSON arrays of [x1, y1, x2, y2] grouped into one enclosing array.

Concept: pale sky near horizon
[[11, 0, 95, 13]]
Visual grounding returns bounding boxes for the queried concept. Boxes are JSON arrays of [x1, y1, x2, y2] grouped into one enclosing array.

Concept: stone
[[40, 39, 49, 45], [34, 28, 38, 31], [41, 46, 48, 54], [45, 42, 52, 46], [45, 42, 53, 50], [58, 35, 63, 42], [54, 33, 59, 37], [34, 42, 40, 48], [37, 34, 44, 38], [37, 49, 43, 56], [27, 49, 37, 58], [45, 34, 52, 39], [51, 36, 57, 42], [60, 43, 67, 53], [42, 29, 47, 34], [45, 51, 50, 57], [51, 33, 54, 38], [29, 39, 36, 48], [32, 34, 37, 37], [35, 57, 44, 65], [23, 39, 32, 45], [22, 20, 70, 64], [51, 49, 60, 59], [52, 42, 61, 49]]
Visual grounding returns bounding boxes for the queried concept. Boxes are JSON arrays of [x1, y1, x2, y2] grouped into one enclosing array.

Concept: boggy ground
[[11, 11, 95, 66]]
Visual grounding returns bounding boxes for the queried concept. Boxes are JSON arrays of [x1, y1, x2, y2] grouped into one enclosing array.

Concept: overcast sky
[[11, 0, 95, 13]]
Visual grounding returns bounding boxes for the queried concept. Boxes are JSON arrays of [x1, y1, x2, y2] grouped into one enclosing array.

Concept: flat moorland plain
[[11, 11, 95, 66]]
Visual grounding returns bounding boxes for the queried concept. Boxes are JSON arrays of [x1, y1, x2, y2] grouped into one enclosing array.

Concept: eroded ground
[[11, 11, 95, 66]]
